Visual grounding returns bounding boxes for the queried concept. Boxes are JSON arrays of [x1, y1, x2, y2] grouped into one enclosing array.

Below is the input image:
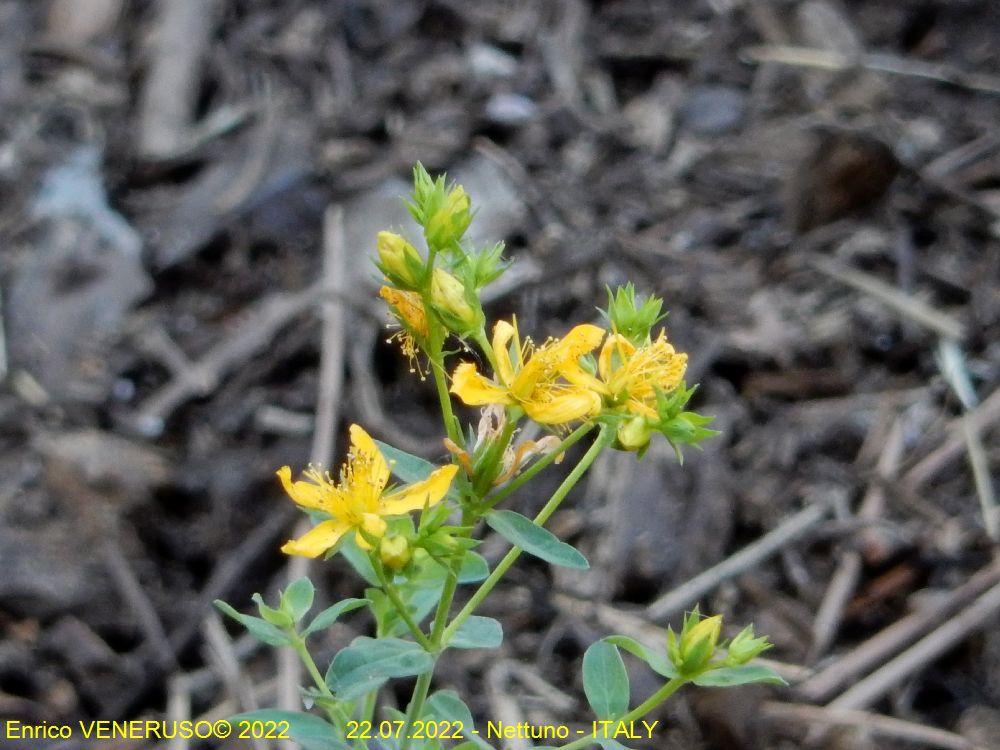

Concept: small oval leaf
[[486, 510, 589, 569], [325, 637, 433, 701], [302, 598, 369, 637], [213, 601, 291, 647], [691, 664, 787, 687], [583, 640, 630, 719], [449, 616, 503, 650]]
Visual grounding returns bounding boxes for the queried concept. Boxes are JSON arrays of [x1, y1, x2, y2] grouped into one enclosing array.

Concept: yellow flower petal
[[381, 464, 458, 515], [281, 519, 350, 558], [276, 466, 327, 511], [598, 334, 635, 383], [451, 363, 514, 406], [492, 319, 518, 386], [523, 388, 602, 425], [556, 324, 605, 361], [348, 424, 390, 496]]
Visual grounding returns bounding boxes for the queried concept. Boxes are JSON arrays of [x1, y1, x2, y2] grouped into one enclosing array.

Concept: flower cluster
[[216, 164, 779, 750]]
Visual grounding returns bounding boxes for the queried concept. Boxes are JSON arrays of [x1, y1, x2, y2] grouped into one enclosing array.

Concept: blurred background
[[1, 1, 998, 748]]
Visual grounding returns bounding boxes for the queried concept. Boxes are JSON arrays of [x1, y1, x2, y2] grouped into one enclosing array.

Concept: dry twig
[[646, 500, 833, 621], [810, 419, 905, 659], [828, 581, 1000, 710], [798, 558, 1000, 702], [762, 701, 989, 750], [742, 45, 1000, 96]]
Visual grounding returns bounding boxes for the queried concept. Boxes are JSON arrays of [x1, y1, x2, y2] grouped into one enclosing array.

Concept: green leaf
[[339, 535, 380, 586], [457, 551, 490, 583], [449, 616, 503, 649], [604, 635, 679, 679], [325, 637, 433, 700], [583, 641, 630, 719], [302, 598, 369, 637], [376, 440, 461, 503], [425, 690, 492, 750], [251, 593, 294, 628], [692, 664, 787, 687], [213, 600, 291, 646], [281, 577, 315, 622], [376, 440, 438, 483], [485, 510, 589, 570], [229, 710, 347, 750]]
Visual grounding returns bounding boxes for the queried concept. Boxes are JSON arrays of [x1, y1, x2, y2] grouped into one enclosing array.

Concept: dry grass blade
[[809, 255, 965, 341], [798, 559, 1000, 702], [761, 701, 989, 750], [828, 581, 1000, 710], [742, 45, 1000, 96], [646, 501, 831, 621]]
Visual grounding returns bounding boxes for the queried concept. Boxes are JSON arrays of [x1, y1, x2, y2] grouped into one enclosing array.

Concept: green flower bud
[[426, 185, 471, 249], [430, 267, 482, 334], [379, 535, 412, 573], [377, 231, 424, 289], [600, 283, 665, 345], [617, 415, 653, 452], [725, 625, 772, 666], [669, 611, 722, 675]]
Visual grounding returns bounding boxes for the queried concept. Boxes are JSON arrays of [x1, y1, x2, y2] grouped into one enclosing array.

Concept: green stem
[[558, 677, 688, 750], [483, 421, 596, 510], [291, 637, 334, 701], [374, 563, 434, 651], [290, 635, 348, 726], [442, 424, 613, 645], [472, 328, 498, 372], [400, 669, 434, 750], [426, 318, 462, 445], [398, 506, 472, 750]]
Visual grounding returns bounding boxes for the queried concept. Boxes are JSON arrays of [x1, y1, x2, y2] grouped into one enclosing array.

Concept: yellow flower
[[278, 425, 458, 558], [380, 286, 429, 337], [574, 331, 687, 418], [380, 286, 429, 375], [451, 318, 604, 425]]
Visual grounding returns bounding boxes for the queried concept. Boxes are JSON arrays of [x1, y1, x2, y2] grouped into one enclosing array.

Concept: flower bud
[[430, 268, 481, 333], [379, 535, 412, 572], [725, 625, 772, 666], [669, 612, 722, 675], [377, 231, 424, 289], [617, 415, 652, 451], [426, 185, 471, 249]]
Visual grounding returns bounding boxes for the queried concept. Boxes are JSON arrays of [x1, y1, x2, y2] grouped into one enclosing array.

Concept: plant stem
[[425, 320, 462, 445], [557, 677, 688, 750], [291, 637, 334, 701], [442, 424, 613, 645], [398, 506, 472, 750], [472, 328, 498, 372], [289, 634, 347, 726], [400, 669, 434, 750], [374, 564, 434, 651], [483, 421, 596, 510]]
